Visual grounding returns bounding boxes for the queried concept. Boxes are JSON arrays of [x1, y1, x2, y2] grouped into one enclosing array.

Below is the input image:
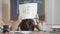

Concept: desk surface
[[0, 31, 60, 34]]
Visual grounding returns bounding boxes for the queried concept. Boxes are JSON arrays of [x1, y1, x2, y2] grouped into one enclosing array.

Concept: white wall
[[43, 0, 53, 31], [46, 0, 55, 24], [54, 0, 60, 24], [2, 0, 8, 25], [0, 0, 2, 31], [0, 0, 2, 20], [46, 0, 60, 25], [44, 0, 60, 31], [46, 0, 60, 24]]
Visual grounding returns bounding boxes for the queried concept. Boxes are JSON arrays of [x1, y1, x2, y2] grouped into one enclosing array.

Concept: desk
[[0, 31, 60, 34]]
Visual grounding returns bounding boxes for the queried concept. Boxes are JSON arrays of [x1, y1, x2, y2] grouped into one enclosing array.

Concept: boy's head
[[19, 19, 35, 31]]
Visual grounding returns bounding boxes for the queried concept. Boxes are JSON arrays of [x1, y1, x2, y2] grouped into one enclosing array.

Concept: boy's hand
[[35, 14, 39, 19], [18, 16, 22, 21]]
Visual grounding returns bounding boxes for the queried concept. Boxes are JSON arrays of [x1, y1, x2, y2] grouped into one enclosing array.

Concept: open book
[[19, 3, 37, 19]]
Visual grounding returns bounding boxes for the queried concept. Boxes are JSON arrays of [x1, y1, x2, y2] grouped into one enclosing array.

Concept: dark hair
[[18, 19, 35, 31]]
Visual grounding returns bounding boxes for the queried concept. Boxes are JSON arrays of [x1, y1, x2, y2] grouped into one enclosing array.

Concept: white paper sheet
[[19, 3, 37, 19]]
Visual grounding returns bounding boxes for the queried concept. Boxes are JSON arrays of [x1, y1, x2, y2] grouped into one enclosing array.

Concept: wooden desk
[[0, 31, 60, 34]]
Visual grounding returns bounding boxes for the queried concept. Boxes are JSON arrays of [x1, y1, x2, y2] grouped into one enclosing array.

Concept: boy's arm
[[10, 16, 22, 31]]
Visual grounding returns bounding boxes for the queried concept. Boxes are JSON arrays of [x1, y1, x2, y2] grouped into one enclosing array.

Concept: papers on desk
[[52, 25, 60, 28], [19, 3, 37, 19], [10, 31, 32, 34]]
